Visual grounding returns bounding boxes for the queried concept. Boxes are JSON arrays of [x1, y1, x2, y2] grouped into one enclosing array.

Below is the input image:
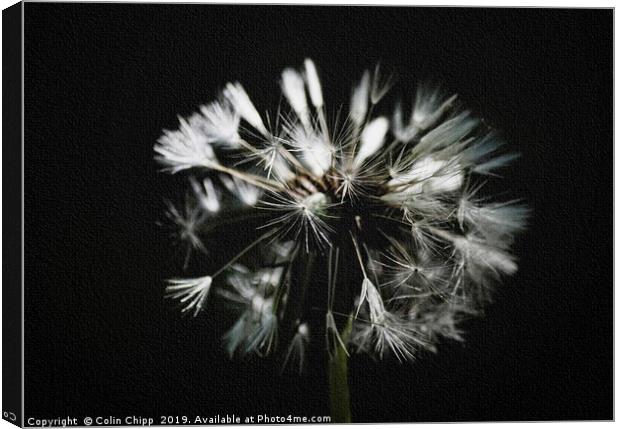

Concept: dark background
[[23, 4, 612, 423]]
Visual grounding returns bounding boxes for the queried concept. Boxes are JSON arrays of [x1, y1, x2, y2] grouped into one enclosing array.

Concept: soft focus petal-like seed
[[288, 125, 332, 176], [219, 175, 262, 206], [190, 177, 221, 213], [353, 116, 389, 169], [350, 70, 370, 127], [388, 157, 463, 195], [304, 58, 324, 108], [191, 99, 240, 147], [281, 68, 311, 129], [154, 117, 219, 173], [223, 82, 269, 137]]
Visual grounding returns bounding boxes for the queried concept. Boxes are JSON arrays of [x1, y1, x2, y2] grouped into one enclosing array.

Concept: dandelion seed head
[[157, 59, 527, 366], [350, 70, 371, 127], [223, 82, 269, 137]]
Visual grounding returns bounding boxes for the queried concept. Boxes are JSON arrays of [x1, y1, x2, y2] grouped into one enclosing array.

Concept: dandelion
[[156, 59, 527, 422]]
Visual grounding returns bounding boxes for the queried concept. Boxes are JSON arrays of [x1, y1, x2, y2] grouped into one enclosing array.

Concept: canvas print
[[2, 2, 613, 426]]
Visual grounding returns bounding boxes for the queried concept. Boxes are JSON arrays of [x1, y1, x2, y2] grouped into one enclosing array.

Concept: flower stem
[[328, 315, 353, 423]]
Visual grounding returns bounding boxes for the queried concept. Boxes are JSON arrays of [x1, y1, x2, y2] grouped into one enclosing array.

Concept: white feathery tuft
[[220, 175, 262, 206], [388, 156, 464, 195], [281, 68, 311, 129], [453, 234, 518, 277], [287, 125, 333, 176], [190, 177, 221, 213], [303, 58, 324, 109], [156, 59, 525, 366], [283, 322, 310, 373], [353, 116, 389, 169], [350, 70, 371, 127], [154, 117, 219, 173], [165, 276, 213, 317], [190, 99, 240, 147], [223, 82, 269, 137]]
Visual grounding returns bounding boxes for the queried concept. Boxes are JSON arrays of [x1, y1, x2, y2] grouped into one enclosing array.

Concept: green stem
[[328, 315, 353, 423]]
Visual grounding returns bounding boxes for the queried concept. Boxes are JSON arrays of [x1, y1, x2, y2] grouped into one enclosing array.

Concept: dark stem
[[328, 315, 353, 423]]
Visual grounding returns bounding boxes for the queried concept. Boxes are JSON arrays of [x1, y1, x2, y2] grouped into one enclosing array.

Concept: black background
[[23, 4, 612, 423]]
